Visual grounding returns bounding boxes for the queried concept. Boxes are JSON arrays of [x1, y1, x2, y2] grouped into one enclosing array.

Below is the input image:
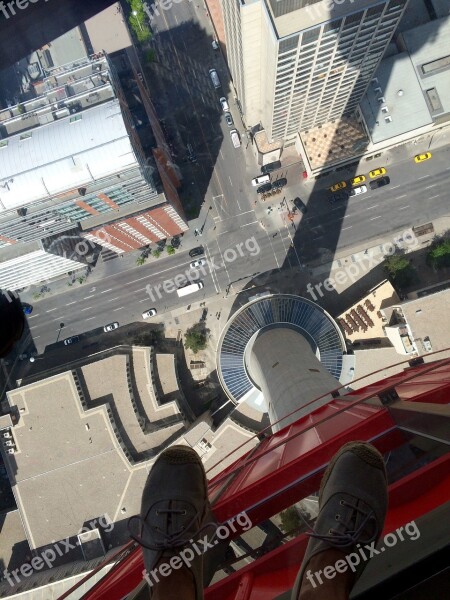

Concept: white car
[[251, 174, 271, 187], [219, 97, 229, 112], [104, 322, 119, 332], [142, 308, 157, 319], [349, 185, 368, 196], [190, 258, 206, 269]]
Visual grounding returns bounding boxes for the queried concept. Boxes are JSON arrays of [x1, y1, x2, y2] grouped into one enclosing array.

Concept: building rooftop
[[401, 16, 450, 121], [6, 371, 148, 549], [393, 288, 450, 357], [359, 53, 432, 144], [301, 116, 368, 170], [0, 99, 136, 211], [85, 2, 133, 54], [360, 16, 450, 144]]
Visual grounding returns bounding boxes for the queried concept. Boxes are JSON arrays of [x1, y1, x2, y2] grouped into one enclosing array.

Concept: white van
[[251, 174, 270, 186], [177, 281, 204, 297], [209, 69, 221, 89], [230, 129, 241, 148]]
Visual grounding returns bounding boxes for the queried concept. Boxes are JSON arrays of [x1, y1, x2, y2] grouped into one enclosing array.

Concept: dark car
[[272, 177, 287, 190], [261, 161, 282, 175], [200, 308, 208, 322], [293, 197, 307, 214], [189, 246, 204, 258], [329, 190, 349, 204], [369, 176, 390, 190], [63, 335, 80, 346], [257, 183, 272, 195]]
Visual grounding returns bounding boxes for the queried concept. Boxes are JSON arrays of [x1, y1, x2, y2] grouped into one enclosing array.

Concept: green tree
[[136, 256, 146, 266], [166, 245, 175, 255], [280, 507, 301, 534], [184, 325, 207, 354], [427, 238, 450, 270], [145, 49, 156, 64], [152, 249, 161, 258], [127, 0, 152, 43], [383, 254, 415, 288]]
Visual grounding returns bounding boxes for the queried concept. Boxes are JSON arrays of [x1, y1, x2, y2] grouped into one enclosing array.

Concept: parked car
[[142, 309, 157, 319], [349, 185, 368, 196], [293, 197, 307, 214], [212, 39, 219, 50], [329, 191, 349, 203], [219, 97, 229, 111], [104, 322, 119, 332], [224, 112, 233, 127], [190, 258, 206, 269], [271, 177, 287, 190], [21, 303, 33, 315], [414, 152, 431, 163], [369, 167, 386, 178], [251, 174, 271, 187], [63, 335, 80, 346], [189, 246, 204, 258], [330, 181, 346, 192], [257, 183, 272, 195], [200, 308, 208, 322], [350, 175, 366, 186], [261, 161, 282, 175], [369, 176, 390, 190]]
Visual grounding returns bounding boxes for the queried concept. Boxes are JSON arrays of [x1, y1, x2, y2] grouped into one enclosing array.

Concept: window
[[301, 28, 320, 46], [69, 114, 82, 123]]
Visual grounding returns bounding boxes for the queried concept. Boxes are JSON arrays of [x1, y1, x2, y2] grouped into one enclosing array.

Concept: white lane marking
[[85, 317, 96, 321], [343, 213, 355, 218], [33, 335, 40, 339], [341, 226, 353, 231], [113, 307, 124, 311], [204, 244, 220, 293], [366, 205, 379, 210], [100, 289, 112, 294], [398, 205, 410, 210], [107, 297, 121, 302], [229, 176, 233, 186], [28, 314, 40, 319], [138, 298, 149, 303], [425, 184, 437, 189], [395, 194, 407, 199], [417, 175, 428, 180], [428, 195, 440, 200], [80, 306, 93, 312], [83, 295, 95, 300], [240, 221, 258, 227], [370, 216, 382, 221], [46, 308, 57, 313], [66, 301, 77, 306], [390, 185, 400, 190]]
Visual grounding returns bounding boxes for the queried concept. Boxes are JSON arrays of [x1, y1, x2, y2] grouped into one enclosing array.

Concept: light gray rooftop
[[0, 100, 136, 211], [359, 52, 432, 144]]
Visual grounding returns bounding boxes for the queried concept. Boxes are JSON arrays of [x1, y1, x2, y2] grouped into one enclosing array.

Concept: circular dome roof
[[217, 294, 346, 405]]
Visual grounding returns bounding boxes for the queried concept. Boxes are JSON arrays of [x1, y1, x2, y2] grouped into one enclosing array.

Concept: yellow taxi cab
[[369, 167, 386, 178], [330, 181, 346, 192], [414, 152, 432, 163], [350, 175, 366, 186]]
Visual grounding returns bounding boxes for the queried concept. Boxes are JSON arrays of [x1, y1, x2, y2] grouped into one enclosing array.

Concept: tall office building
[[0, 52, 187, 290], [222, 0, 409, 149]]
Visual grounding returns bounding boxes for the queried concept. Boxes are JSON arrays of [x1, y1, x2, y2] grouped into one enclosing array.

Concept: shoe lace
[[127, 501, 218, 551], [306, 499, 379, 548]]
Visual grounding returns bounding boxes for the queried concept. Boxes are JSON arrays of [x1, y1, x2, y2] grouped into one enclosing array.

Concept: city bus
[[176, 281, 204, 297]]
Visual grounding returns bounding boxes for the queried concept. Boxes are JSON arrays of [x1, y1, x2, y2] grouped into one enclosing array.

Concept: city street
[[9, 1, 450, 359]]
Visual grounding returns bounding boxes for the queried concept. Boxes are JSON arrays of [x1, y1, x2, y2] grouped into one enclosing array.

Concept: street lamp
[[56, 322, 64, 343], [132, 10, 143, 32]]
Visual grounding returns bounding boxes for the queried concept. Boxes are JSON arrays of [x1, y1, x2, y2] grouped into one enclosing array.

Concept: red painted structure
[[58, 355, 450, 600]]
